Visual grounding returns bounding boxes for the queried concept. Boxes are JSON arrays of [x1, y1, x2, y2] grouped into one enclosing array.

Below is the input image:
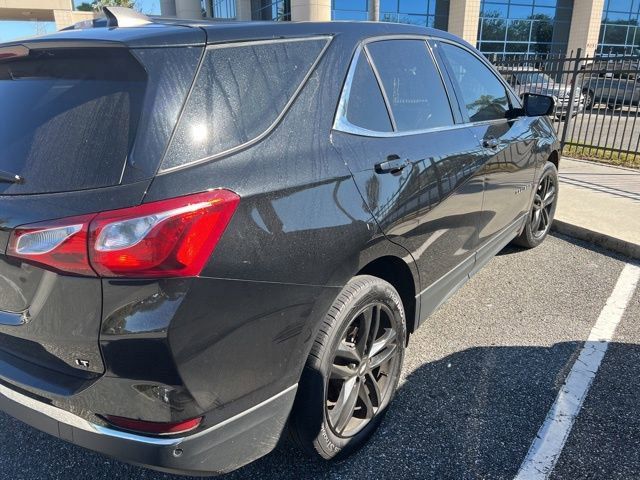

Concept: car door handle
[[482, 137, 500, 149], [375, 155, 410, 174]]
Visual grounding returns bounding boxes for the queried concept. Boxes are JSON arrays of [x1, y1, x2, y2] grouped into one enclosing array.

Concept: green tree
[[481, 11, 506, 41], [92, 0, 136, 12], [76, 2, 93, 11]]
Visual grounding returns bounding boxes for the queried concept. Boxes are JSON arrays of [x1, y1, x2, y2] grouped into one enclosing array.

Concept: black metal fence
[[490, 49, 640, 160]]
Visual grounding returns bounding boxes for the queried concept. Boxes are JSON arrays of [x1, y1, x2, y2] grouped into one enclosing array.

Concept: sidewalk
[[553, 158, 640, 259]]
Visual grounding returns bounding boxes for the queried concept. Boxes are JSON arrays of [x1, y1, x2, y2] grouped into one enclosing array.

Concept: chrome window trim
[[362, 45, 398, 131], [333, 35, 459, 138], [333, 35, 518, 139], [158, 35, 333, 175], [427, 39, 461, 120]]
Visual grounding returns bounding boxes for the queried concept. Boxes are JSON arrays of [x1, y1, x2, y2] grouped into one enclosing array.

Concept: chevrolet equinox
[[0, 7, 560, 476]]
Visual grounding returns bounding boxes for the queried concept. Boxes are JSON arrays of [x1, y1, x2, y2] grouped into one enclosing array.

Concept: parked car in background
[[579, 58, 640, 110], [500, 66, 585, 118], [0, 7, 561, 476], [598, 46, 640, 58]]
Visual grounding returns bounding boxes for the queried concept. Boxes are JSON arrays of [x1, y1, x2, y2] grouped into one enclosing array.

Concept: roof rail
[[102, 6, 152, 28]]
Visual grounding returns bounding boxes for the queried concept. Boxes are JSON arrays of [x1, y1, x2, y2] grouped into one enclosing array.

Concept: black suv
[[0, 8, 559, 476]]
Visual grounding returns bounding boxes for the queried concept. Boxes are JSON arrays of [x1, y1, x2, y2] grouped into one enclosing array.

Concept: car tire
[[288, 275, 406, 460], [513, 161, 558, 249], [584, 90, 594, 110]]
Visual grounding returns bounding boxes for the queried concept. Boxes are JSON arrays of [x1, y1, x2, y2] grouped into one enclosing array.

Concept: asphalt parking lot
[[1, 234, 638, 480]]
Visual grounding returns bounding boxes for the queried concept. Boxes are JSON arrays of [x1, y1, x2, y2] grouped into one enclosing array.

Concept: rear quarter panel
[[141, 32, 420, 418]]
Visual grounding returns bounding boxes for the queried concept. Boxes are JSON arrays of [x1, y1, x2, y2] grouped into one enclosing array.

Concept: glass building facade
[[598, 0, 640, 55], [477, 0, 573, 58], [69, 0, 640, 58], [252, 0, 291, 20], [332, 0, 449, 29]]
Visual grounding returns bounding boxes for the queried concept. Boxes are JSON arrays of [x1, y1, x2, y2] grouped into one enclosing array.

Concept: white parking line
[[515, 262, 640, 480]]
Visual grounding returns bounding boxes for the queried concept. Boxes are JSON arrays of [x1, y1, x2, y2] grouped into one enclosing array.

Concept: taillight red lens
[[7, 214, 97, 276], [103, 415, 202, 435], [7, 190, 240, 278], [89, 190, 239, 278]]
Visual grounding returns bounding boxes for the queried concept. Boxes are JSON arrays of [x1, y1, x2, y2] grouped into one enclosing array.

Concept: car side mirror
[[523, 93, 555, 117]]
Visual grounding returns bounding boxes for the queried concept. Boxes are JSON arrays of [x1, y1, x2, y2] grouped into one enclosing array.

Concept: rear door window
[[365, 40, 455, 132], [439, 43, 510, 122], [161, 38, 329, 171], [343, 52, 393, 132], [0, 47, 146, 195]]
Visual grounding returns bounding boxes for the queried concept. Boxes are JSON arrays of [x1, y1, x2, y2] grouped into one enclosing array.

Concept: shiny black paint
[[0, 20, 559, 474], [334, 129, 486, 313]]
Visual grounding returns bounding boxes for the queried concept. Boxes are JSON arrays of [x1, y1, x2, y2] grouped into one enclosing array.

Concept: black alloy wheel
[[530, 170, 557, 240], [584, 90, 594, 110], [326, 302, 401, 438], [513, 161, 558, 249], [288, 275, 406, 460]]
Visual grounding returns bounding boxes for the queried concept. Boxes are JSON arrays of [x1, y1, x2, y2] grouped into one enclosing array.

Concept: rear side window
[[440, 43, 510, 122], [0, 48, 146, 195], [366, 40, 454, 132], [344, 52, 393, 132], [161, 38, 329, 171]]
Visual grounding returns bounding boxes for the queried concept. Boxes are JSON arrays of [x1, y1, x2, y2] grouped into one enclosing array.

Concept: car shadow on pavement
[[1, 340, 608, 480]]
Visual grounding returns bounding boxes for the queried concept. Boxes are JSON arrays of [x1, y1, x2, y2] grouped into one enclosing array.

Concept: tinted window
[[162, 39, 328, 171], [441, 43, 510, 122], [344, 53, 393, 132], [366, 40, 454, 131], [0, 48, 146, 195]]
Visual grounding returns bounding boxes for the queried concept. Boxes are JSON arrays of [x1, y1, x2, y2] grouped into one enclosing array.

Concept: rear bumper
[[0, 381, 297, 476]]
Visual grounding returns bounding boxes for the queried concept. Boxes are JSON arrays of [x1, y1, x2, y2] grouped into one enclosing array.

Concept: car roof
[[0, 17, 469, 50]]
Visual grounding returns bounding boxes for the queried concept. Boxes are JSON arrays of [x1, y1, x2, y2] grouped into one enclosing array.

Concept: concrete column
[[368, 0, 379, 22], [175, 0, 202, 19], [160, 0, 177, 16], [235, 0, 252, 20], [53, 9, 96, 30], [447, 0, 481, 46], [566, 0, 604, 57], [291, 0, 330, 21]]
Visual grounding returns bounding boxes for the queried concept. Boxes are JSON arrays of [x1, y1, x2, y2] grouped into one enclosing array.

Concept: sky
[[0, 0, 162, 43]]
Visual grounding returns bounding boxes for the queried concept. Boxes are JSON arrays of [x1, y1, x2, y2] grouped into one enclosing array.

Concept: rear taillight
[[7, 214, 97, 276], [103, 415, 202, 436], [0, 45, 29, 61], [7, 190, 240, 278], [89, 190, 239, 277]]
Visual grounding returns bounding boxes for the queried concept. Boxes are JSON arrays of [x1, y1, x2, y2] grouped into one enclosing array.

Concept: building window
[[598, 0, 640, 55], [332, 0, 368, 20], [206, 0, 236, 18], [252, 0, 291, 19], [331, 0, 449, 28], [477, 0, 572, 58]]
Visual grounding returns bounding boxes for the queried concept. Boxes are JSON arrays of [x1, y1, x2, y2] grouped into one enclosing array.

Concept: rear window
[[0, 48, 146, 195], [161, 38, 329, 172]]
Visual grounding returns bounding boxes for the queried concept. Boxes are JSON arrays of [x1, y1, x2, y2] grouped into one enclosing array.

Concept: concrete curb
[[552, 220, 640, 260]]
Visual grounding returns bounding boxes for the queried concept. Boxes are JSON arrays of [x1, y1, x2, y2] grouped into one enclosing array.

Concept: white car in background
[[500, 67, 585, 119]]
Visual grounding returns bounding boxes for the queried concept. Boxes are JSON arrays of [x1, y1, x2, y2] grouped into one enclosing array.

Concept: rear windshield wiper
[[0, 170, 24, 184]]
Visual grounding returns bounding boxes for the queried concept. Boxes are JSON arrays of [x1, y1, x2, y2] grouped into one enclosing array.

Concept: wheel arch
[[356, 255, 418, 340], [548, 149, 560, 169]]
